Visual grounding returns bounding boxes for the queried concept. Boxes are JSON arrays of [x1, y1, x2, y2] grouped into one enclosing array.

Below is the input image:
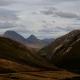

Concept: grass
[[0, 70, 79, 80]]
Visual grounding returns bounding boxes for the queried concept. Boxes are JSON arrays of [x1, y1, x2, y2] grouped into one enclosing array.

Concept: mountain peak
[[4, 30, 20, 36], [27, 35, 38, 40], [26, 34, 42, 44], [5, 30, 17, 33], [4, 30, 26, 44]]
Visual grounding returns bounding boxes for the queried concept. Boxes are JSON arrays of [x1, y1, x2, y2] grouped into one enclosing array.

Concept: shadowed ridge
[[38, 30, 80, 73], [0, 36, 58, 72], [38, 30, 80, 57], [4, 30, 26, 44]]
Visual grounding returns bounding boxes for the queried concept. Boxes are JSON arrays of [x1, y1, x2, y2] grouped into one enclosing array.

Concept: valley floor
[[0, 70, 79, 80]]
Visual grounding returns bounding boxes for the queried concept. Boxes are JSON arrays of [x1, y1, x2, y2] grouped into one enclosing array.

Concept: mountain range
[[3, 30, 54, 49], [0, 30, 80, 79], [0, 37, 58, 72]]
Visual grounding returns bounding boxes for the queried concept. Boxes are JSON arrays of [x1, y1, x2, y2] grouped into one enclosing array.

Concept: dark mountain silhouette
[[26, 35, 54, 45], [38, 30, 80, 73], [0, 36, 58, 73], [3, 30, 54, 49], [26, 35, 47, 49], [27, 35, 39, 43], [26, 35, 42, 44], [3, 30, 26, 44]]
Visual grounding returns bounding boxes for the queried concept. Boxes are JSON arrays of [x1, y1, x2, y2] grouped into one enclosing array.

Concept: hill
[[0, 33, 79, 80], [0, 36, 58, 73], [38, 30, 80, 73]]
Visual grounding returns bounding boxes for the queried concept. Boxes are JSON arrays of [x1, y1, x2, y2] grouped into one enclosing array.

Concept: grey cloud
[[56, 26, 74, 32], [41, 10, 54, 15], [0, 8, 18, 21], [0, 0, 79, 6], [46, 0, 80, 2], [38, 26, 71, 39], [41, 8, 80, 19], [55, 11, 79, 19], [0, 22, 16, 28], [40, 7, 57, 15], [0, 8, 18, 31], [15, 28, 32, 34], [40, 0, 80, 5], [39, 29, 54, 34], [39, 25, 74, 35], [39, 27, 61, 34], [0, 0, 15, 6]]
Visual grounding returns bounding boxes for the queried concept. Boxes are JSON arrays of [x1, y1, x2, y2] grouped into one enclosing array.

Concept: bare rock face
[[38, 30, 80, 73]]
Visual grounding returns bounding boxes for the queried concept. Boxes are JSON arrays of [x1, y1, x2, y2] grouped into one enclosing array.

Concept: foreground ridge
[[38, 30, 80, 73]]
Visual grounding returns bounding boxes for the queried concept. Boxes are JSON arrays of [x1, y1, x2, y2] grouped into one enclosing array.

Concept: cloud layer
[[0, 0, 80, 39]]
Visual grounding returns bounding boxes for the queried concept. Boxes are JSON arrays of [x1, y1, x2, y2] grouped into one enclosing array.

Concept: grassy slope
[[0, 70, 79, 80], [0, 58, 41, 73]]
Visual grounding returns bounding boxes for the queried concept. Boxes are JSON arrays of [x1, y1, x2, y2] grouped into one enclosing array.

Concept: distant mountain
[[3, 30, 54, 49], [26, 35, 42, 44], [26, 35, 54, 49], [26, 35, 46, 49], [42, 38, 54, 45], [38, 30, 80, 73], [3, 30, 26, 44]]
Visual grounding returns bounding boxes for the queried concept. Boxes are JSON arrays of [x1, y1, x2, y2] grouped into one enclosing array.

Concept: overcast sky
[[0, 0, 80, 39]]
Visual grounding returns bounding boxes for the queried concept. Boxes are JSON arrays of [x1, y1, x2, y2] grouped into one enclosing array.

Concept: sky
[[0, 0, 80, 39]]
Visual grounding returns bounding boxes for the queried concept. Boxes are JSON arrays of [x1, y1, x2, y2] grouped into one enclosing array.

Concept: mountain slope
[[4, 31, 53, 49], [0, 33, 80, 80], [3, 30, 26, 44], [0, 36, 58, 72], [26, 35, 46, 49], [0, 58, 40, 73], [42, 38, 54, 45], [38, 30, 80, 73], [26, 35, 41, 44], [26, 35, 54, 49]]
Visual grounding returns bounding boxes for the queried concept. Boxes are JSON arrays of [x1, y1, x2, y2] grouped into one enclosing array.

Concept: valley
[[0, 30, 80, 80]]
